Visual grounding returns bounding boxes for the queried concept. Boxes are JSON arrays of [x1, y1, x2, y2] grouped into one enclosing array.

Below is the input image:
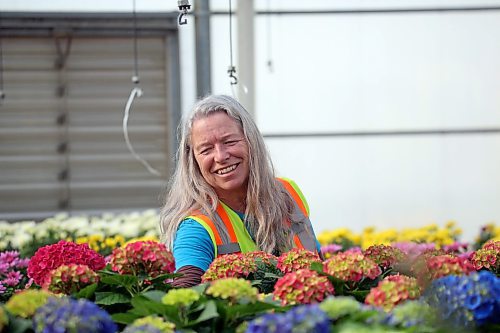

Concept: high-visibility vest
[[186, 178, 318, 257]]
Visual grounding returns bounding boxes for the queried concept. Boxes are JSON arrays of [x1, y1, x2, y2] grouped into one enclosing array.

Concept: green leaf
[[7, 316, 33, 333], [186, 300, 219, 326], [100, 274, 138, 288], [310, 261, 323, 272], [74, 283, 98, 299], [191, 283, 209, 294], [149, 273, 181, 283], [141, 290, 167, 303], [95, 292, 131, 305], [111, 312, 141, 324], [224, 301, 278, 321], [131, 294, 169, 316]]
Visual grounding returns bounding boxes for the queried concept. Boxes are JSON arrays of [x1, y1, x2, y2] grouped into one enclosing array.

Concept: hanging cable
[[227, 0, 238, 88], [122, 0, 161, 177], [0, 13, 5, 102]]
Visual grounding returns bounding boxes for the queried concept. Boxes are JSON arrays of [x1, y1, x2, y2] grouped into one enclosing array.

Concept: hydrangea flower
[[419, 254, 476, 285], [33, 297, 117, 333], [109, 241, 175, 277], [206, 277, 259, 304], [276, 248, 321, 274], [161, 288, 200, 307], [273, 269, 334, 306], [323, 252, 381, 283], [123, 316, 175, 333], [27, 240, 105, 286], [244, 312, 292, 333], [122, 325, 162, 333], [319, 296, 362, 320], [244, 251, 278, 266], [362, 245, 406, 270], [202, 253, 257, 282], [42, 264, 99, 295], [245, 304, 329, 333], [391, 242, 436, 259], [383, 300, 437, 329], [470, 240, 499, 274], [5, 289, 52, 318], [365, 275, 421, 311], [423, 270, 500, 329]]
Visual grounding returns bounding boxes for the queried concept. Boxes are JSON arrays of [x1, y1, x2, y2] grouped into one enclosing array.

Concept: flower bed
[[0, 212, 499, 333]]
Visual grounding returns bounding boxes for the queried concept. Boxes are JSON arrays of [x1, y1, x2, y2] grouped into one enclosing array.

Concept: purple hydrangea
[[423, 270, 500, 328], [33, 297, 117, 333]]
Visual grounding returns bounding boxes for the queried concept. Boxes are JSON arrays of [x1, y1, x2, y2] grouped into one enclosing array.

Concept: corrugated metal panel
[[0, 35, 171, 218]]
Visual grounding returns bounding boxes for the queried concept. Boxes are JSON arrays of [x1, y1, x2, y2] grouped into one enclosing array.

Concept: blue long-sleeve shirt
[[173, 211, 321, 272]]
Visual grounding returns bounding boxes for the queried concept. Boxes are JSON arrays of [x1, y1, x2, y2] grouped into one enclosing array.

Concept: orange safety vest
[[186, 178, 318, 257]]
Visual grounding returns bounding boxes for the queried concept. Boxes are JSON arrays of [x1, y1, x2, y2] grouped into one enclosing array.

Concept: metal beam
[[263, 128, 500, 139], [195, 0, 212, 98], [210, 6, 500, 16]]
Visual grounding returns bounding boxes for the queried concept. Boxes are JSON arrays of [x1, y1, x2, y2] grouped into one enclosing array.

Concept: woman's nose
[[214, 144, 229, 162]]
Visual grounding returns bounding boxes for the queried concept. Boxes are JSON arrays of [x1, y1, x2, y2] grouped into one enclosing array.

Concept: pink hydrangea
[[365, 274, 421, 311], [363, 245, 406, 270], [273, 269, 334, 306], [109, 241, 175, 277], [276, 248, 321, 274], [202, 253, 257, 282], [323, 252, 382, 282], [470, 240, 499, 273], [42, 264, 99, 295]]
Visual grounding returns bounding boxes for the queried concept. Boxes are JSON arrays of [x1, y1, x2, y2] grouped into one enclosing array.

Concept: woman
[[160, 95, 321, 287]]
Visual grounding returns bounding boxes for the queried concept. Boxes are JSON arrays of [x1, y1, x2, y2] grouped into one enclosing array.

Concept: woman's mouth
[[215, 164, 238, 175]]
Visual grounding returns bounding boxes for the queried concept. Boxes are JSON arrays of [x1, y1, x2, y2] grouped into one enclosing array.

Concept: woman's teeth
[[217, 164, 237, 175]]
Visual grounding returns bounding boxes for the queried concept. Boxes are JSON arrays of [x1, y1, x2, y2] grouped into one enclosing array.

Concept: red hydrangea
[[202, 253, 257, 282], [109, 241, 175, 277], [470, 240, 499, 273], [273, 269, 334, 306], [27, 240, 105, 286], [363, 245, 406, 270], [276, 248, 321, 274], [365, 274, 421, 311], [42, 264, 99, 295], [323, 252, 382, 282]]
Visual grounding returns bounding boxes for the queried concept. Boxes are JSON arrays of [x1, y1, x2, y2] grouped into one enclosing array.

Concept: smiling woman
[[160, 95, 322, 287]]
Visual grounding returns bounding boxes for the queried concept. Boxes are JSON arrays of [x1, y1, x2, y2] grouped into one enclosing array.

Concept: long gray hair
[[160, 95, 294, 254]]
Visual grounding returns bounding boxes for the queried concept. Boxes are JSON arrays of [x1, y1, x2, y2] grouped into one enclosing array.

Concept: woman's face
[[191, 111, 250, 199]]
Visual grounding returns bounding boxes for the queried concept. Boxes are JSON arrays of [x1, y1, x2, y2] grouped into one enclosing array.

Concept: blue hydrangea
[[245, 304, 330, 333], [122, 324, 162, 333], [33, 297, 117, 333], [423, 270, 500, 329]]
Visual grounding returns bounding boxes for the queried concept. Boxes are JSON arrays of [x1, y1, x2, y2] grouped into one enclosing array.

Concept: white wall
[[3, 0, 500, 241]]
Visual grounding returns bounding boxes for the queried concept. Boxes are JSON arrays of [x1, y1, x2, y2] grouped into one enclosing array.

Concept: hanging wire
[[266, 0, 273, 72], [0, 12, 5, 102], [227, 0, 238, 88], [122, 0, 161, 177]]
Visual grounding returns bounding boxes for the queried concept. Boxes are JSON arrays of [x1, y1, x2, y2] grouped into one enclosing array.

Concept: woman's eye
[[225, 140, 237, 145], [200, 147, 212, 155]]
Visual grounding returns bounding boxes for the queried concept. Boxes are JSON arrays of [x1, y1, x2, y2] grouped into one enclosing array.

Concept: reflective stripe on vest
[[186, 178, 317, 256]]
